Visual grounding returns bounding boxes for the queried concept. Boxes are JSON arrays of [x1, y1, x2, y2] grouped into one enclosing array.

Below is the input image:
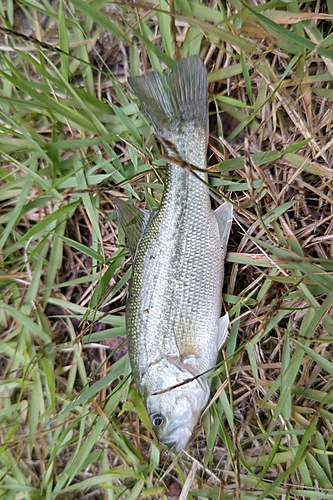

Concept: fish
[[115, 56, 233, 452]]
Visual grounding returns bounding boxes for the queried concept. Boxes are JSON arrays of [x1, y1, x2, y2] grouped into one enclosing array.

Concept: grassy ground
[[1, 0, 333, 499]]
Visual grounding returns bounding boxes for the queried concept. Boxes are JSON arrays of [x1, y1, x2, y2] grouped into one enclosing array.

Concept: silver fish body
[[115, 57, 233, 451]]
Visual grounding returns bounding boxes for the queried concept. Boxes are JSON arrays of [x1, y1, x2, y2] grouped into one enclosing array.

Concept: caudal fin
[[128, 56, 208, 164]]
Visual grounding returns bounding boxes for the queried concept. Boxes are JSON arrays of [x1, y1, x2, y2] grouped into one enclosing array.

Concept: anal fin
[[214, 202, 233, 257], [218, 313, 230, 349]]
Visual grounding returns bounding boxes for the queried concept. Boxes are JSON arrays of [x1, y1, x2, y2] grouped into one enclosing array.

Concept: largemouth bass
[[115, 56, 233, 451]]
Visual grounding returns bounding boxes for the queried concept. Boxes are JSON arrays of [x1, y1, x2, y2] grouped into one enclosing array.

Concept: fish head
[[144, 360, 210, 452]]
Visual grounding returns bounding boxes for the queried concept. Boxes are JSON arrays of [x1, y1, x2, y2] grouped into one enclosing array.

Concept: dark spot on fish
[[143, 309, 149, 314], [149, 254, 155, 259]]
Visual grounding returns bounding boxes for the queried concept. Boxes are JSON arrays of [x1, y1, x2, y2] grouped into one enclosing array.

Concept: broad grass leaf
[[158, 0, 173, 58], [59, 357, 129, 417], [17, 201, 79, 244], [61, 236, 105, 263]]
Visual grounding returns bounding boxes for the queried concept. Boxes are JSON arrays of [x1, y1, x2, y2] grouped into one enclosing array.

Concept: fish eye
[[150, 412, 164, 427]]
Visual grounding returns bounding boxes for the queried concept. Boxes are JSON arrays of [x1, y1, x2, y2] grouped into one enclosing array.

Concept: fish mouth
[[159, 421, 196, 452]]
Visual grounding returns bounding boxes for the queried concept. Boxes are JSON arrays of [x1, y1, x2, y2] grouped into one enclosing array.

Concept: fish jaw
[[142, 359, 210, 452]]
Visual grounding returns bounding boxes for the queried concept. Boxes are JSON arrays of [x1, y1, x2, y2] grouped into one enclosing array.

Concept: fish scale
[[115, 56, 233, 451], [128, 167, 219, 371]]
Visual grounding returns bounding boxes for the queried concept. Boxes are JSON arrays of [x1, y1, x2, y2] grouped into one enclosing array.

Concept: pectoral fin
[[218, 313, 230, 349], [114, 198, 153, 255], [214, 202, 233, 257], [166, 356, 201, 377]]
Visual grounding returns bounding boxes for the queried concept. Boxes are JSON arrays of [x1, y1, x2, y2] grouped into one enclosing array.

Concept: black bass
[[115, 56, 233, 451]]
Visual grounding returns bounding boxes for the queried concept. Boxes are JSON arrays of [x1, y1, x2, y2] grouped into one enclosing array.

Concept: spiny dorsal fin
[[114, 198, 153, 255], [128, 56, 208, 145]]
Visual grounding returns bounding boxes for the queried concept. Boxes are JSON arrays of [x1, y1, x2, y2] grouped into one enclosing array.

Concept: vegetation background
[[1, 0, 333, 498]]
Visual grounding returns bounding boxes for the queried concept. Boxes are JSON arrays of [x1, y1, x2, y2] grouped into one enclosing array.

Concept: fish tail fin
[[128, 56, 208, 167]]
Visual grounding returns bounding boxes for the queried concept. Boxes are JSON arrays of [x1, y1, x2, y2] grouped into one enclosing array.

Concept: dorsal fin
[[114, 198, 153, 255]]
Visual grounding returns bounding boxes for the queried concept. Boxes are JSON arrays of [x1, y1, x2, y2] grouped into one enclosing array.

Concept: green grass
[[1, 0, 333, 498]]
